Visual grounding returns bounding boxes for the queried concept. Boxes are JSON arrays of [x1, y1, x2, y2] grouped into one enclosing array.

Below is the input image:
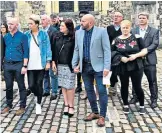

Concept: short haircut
[[120, 20, 132, 27], [29, 14, 40, 25], [79, 10, 89, 16], [50, 14, 57, 19], [138, 12, 149, 19]]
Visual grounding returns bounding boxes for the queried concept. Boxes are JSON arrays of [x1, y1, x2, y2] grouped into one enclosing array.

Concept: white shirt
[[27, 36, 43, 70], [114, 25, 120, 31], [139, 26, 148, 39]]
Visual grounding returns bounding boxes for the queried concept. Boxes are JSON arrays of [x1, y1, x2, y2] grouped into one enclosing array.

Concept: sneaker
[[50, 93, 57, 101], [36, 103, 41, 114], [15, 107, 25, 115], [139, 107, 145, 115], [123, 107, 129, 114], [27, 89, 32, 97], [1, 107, 12, 114]]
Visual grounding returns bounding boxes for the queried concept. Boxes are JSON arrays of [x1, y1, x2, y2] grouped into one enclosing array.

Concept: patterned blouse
[[111, 34, 145, 74]]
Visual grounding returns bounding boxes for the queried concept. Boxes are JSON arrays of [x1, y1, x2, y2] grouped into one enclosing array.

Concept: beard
[[81, 25, 89, 30]]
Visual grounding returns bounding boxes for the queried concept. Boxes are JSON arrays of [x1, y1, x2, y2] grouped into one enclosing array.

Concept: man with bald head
[[107, 11, 123, 96], [72, 14, 111, 127], [39, 14, 58, 101], [1, 17, 29, 115]]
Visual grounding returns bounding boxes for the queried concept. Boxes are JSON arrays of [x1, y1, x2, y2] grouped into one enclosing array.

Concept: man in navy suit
[[130, 12, 159, 108]]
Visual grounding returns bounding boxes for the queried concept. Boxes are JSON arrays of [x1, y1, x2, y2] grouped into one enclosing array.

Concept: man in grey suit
[[130, 12, 159, 108], [72, 14, 111, 127]]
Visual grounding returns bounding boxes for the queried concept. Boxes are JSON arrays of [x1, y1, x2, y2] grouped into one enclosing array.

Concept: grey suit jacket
[[72, 26, 111, 72], [132, 26, 159, 65]]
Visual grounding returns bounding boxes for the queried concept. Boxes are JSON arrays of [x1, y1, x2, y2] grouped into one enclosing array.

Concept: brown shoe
[[15, 108, 25, 116], [84, 113, 99, 121], [97, 116, 105, 127], [1, 107, 12, 114]]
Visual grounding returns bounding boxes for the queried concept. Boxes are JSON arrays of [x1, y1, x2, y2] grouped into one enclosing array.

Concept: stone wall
[[1, 1, 161, 33]]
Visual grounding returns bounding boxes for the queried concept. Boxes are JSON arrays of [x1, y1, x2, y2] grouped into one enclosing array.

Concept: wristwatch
[[23, 65, 27, 68]]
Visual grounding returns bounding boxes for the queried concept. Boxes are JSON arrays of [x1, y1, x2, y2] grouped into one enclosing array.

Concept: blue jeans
[[43, 68, 58, 94], [82, 62, 108, 117], [4, 61, 26, 108]]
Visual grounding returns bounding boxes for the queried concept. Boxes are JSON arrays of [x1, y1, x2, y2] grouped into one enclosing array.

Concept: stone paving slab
[[0, 49, 162, 133]]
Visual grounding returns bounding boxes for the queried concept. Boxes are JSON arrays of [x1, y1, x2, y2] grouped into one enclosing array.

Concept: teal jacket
[[25, 29, 52, 68]]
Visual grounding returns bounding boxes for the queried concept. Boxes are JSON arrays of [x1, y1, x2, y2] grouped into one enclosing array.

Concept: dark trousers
[[82, 62, 108, 117], [119, 69, 144, 106], [4, 61, 26, 108], [110, 71, 118, 87], [77, 73, 82, 87], [132, 65, 158, 102], [43, 70, 50, 92], [27, 70, 45, 104]]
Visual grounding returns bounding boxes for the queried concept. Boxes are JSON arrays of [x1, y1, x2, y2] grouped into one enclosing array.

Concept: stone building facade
[[1, 1, 162, 36]]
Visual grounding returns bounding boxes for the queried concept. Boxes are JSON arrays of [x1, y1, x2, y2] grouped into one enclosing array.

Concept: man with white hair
[[1, 17, 29, 115], [72, 14, 111, 127], [41, 14, 58, 101], [107, 11, 123, 96]]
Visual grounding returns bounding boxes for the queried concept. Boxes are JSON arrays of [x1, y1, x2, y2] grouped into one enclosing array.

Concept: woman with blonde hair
[[111, 20, 147, 114]]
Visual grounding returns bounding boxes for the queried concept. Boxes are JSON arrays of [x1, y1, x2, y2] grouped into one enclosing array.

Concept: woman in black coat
[[52, 18, 75, 117]]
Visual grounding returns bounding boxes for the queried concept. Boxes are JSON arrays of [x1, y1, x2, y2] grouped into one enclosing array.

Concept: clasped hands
[[121, 54, 137, 63]]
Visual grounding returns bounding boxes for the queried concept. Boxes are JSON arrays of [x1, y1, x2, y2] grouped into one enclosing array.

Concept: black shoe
[[151, 102, 157, 108], [129, 98, 138, 104], [27, 89, 32, 97], [139, 107, 145, 115], [42, 92, 50, 97], [50, 94, 57, 101], [68, 106, 74, 117], [123, 107, 129, 114], [75, 86, 82, 93]]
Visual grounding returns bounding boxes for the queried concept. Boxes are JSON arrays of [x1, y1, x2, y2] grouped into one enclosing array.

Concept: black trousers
[[27, 70, 45, 104], [4, 61, 26, 108], [77, 72, 82, 87], [119, 68, 144, 106], [132, 65, 158, 102], [110, 71, 118, 87]]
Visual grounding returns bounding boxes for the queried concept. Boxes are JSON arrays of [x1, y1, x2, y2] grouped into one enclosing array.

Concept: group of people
[[0, 10, 159, 127]]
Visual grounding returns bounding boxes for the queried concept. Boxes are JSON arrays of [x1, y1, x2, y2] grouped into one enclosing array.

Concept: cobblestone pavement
[[0, 49, 162, 133]]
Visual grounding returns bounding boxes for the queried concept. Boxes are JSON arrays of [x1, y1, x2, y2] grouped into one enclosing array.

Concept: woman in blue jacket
[[25, 14, 52, 114]]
